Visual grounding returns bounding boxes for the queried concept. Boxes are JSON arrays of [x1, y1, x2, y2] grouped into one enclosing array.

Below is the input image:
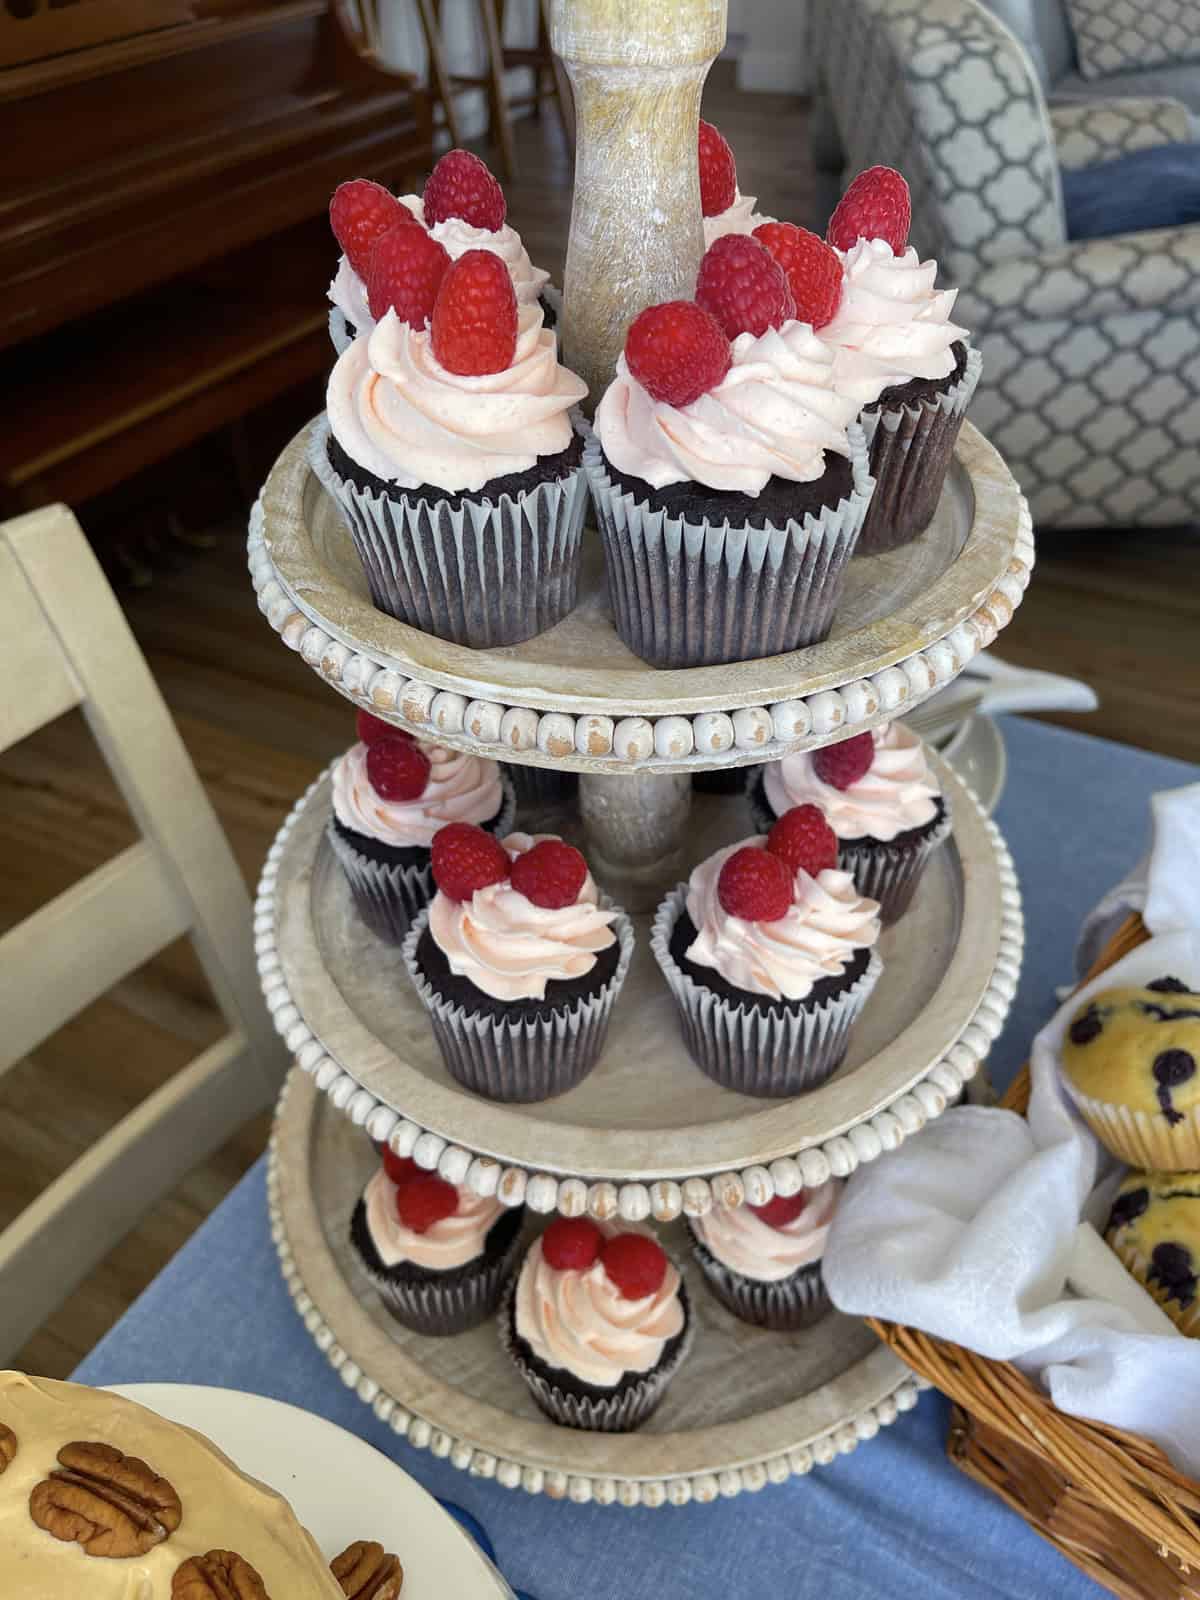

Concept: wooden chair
[[0, 504, 288, 1362]]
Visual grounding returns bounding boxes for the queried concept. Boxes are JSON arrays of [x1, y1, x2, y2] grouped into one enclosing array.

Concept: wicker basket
[[872, 914, 1200, 1600]]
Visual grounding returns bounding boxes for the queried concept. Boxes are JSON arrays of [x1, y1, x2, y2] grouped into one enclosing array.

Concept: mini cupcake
[[822, 167, 981, 553], [403, 826, 633, 1103], [501, 1217, 691, 1431], [698, 119, 775, 248], [750, 722, 950, 923], [687, 1181, 840, 1330], [1106, 1170, 1200, 1336], [328, 711, 514, 944], [653, 813, 882, 1097], [350, 1144, 523, 1334], [1060, 977, 1200, 1170]]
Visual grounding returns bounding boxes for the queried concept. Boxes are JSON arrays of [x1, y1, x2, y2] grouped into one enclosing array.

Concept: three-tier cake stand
[[250, 0, 1033, 1507]]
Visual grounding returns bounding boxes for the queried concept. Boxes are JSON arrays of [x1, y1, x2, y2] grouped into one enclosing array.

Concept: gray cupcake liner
[[684, 1222, 830, 1331], [502, 761, 579, 817], [355, 1218, 524, 1336], [856, 344, 982, 555], [311, 415, 590, 648], [584, 424, 874, 669], [401, 900, 634, 1103], [329, 305, 357, 356], [499, 1273, 693, 1432], [651, 885, 882, 1098]]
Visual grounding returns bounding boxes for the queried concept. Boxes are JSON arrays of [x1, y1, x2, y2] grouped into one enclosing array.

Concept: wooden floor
[[3, 70, 1199, 1381]]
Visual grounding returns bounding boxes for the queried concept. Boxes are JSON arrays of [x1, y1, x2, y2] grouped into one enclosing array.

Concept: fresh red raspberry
[[717, 846, 793, 923], [380, 1147, 420, 1186], [624, 300, 732, 408], [752, 222, 843, 330], [330, 180, 414, 281], [431, 249, 518, 376], [423, 149, 507, 232], [366, 223, 451, 328], [395, 1173, 459, 1233], [697, 119, 737, 217], [601, 1233, 669, 1300], [812, 732, 875, 791], [510, 839, 588, 910], [766, 804, 838, 879], [826, 165, 912, 256], [430, 822, 511, 902], [356, 709, 411, 746], [750, 1192, 809, 1230], [366, 736, 430, 801], [541, 1217, 604, 1272], [695, 235, 795, 341]]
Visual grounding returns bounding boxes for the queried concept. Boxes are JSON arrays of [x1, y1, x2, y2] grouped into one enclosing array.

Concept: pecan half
[[0, 1423, 16, 1474], [29, 1439, 182, 1557], [172, 1549, 270, 1600], [331, 1540, 404, 1599]]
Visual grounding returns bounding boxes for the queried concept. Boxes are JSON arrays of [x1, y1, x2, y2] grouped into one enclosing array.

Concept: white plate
[[108, 1383, 512, 1598]]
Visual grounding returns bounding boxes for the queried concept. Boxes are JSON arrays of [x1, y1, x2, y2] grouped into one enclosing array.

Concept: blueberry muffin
[[1105, 1170, 1200, 1335]]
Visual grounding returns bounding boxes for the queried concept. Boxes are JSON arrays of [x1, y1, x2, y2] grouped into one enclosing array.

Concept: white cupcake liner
[[401, 900, 634, 1103], [856, 344, 982, 555], [329, 305, 357, 357], [1108, 1238, 1200, 1337], [651, 885, 882, 1098], [584, 424, 874, 669], [684, 1223, 830, 1331], [310, 414, 591, 648], [1062, 1080, 1200, 1172]]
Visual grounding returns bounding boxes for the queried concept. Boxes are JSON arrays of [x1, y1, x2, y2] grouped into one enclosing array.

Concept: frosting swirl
[[594, 321, 858, 493], [820, 239, 967, 406], [702, 189, 775, 249], [684, 838, 880, 1000], [328, 253, 373, 331], [362, 1166, 504, 1270], [515, 1231, 685, 1387], [327, 304, 586, 493], [692, 1181, 840, 1281], [332, 740, 503, 849], [428, 831, 618, 1001], [763, 721, 940, 843]]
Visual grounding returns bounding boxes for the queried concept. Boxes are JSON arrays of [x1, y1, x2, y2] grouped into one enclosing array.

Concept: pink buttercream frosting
[[684, 838, 880, 1001], [428, 832, 618, 1002], [332, 740, 503, 849], [702, 189, 775, 249], [514, 1230, 685, 1388], [763, 721, 940, 843], [820, 239, 967, 406], [692, 1181, 840, 1282], [362, 1166, 504, 1271], [594, 321, 858, 494]]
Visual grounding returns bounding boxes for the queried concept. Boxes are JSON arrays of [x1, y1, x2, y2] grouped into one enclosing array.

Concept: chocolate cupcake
[[350, 1145, 523, 1335], [686, 1180, 840, 1330], [1105, 1170, 1200, 1336], [751, 721, 950, 924], [403, 826, 633, 1103], [501, 1218, 691, 1432], [502, 761, 579, 818]]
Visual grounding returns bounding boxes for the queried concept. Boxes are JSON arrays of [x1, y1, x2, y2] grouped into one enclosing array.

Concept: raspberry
[[697, 119, 737, 217], [366, 736, 430, 801], [766, 804, 838, 879], [695, 235, 795, 341], [330, 180, 413, 281], [510, 839, 588, 910], [750, 1192, 809, 1230], [717, 846, 793, 923], [752, 222, 843, 330], [430, 822, 510, 902], [431, 249, 518, 376], [395, 1173, 458, 1233], [423, 149, 506, 233], [380, 1147, 420, 1186], [366, 224, 451, 328], [541, 1217, 603, 1272], [601, 1233, 669, 1301], [356, 709, 411, 746], [812, 732, 875, 791], [827, 165, 912, 256], [624, 301, 731, 408]]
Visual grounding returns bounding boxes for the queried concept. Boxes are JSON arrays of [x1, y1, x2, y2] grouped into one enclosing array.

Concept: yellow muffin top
[[1106, 1170, 1200, 1313], [1059, 979, 1200, 1120]]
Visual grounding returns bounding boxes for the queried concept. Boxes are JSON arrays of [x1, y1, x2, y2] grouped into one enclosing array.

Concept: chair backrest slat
[[0, 539, 82, 749]]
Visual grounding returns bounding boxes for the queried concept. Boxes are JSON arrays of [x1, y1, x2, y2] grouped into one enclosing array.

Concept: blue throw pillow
[[1063, 142, 1200, 239]]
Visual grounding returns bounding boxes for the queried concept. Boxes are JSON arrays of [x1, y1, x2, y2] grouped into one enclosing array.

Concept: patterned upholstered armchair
[[810, 0, 1200, 529]]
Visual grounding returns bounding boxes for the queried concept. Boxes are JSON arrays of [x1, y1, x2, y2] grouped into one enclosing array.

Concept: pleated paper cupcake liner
[[329, 306, 356, 357], [584, 425, 874, 669], [350, 1200, 524, 1335], [684, 1224, 831, 1331], [310, 415, 591, 648], [502, 761, 579, 817], [499, 1276, 693, 1432], [856, 344, 983, 555], [1062, 1083, 1200, 1172], [651, 886, 882, 1098], [401, 903, 634, 1103], [1107, 1240, 1200, 1337]]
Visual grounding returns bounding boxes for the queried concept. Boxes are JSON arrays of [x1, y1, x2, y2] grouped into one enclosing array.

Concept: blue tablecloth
[[76, 717, 1199, 1600]]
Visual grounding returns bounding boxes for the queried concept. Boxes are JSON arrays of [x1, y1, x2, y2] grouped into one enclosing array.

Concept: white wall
[[729, 0, 813, 95]]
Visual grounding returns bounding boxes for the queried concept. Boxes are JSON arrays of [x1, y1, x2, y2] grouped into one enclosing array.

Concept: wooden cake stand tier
[[255, 751, 1023, 1219], [270, 1070, 927, 1505]]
